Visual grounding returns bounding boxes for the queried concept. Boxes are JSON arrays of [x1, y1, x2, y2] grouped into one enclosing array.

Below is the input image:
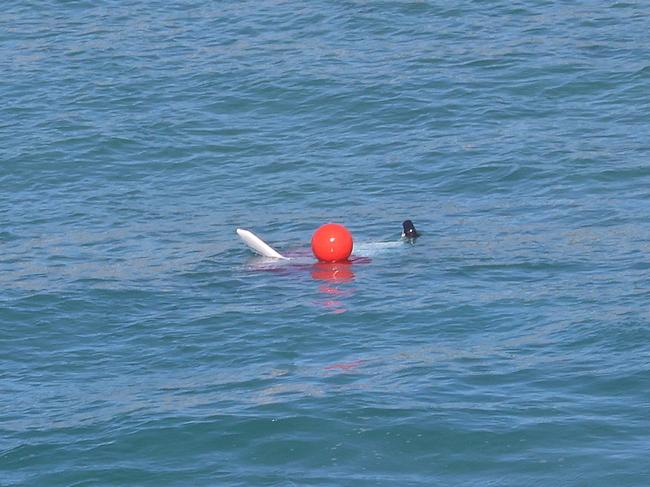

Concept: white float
[[236, 228, 289, 260]]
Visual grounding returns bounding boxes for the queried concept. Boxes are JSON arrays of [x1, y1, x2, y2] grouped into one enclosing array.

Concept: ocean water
[[2, 1, 650, 485]]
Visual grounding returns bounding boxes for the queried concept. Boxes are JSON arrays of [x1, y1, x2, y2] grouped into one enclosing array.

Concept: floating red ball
[[311, 223, 353, 262]]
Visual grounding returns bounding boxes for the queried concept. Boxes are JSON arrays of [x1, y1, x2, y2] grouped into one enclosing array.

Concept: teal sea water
[[2, 1, 650, 485]]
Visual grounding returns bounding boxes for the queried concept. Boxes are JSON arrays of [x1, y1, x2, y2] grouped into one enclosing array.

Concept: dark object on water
[[402, 220, 419, 240]]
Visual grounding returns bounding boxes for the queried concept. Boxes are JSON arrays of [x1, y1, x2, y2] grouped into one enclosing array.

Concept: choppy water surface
[[2, 1, 650, 485]]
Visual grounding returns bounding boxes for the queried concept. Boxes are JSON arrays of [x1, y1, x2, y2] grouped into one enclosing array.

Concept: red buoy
[[311, 223, 353, 262]]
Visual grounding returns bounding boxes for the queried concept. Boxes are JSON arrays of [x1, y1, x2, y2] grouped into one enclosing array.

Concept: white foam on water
[[353, 241, 403, 257]]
